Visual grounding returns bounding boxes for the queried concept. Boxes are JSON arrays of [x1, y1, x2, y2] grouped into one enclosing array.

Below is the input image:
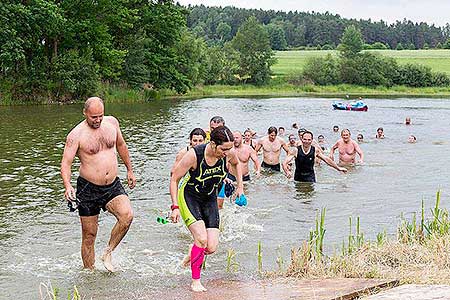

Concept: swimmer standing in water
[[255, 126, 290, 172], [329, 129, 364, 165], [243, 128, 257, 150], [283, 131, 347, 182], [170, 126, 243, 292]]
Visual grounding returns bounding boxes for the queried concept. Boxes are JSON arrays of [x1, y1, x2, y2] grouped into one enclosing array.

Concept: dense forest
[[1, 1, 449, 103], [186, 5, 450, 50]]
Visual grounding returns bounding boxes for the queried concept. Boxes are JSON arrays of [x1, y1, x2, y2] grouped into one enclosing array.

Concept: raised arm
[[114, 117, 136, 189], [170, 149, 196, 223], [60, 130, 79, 201]]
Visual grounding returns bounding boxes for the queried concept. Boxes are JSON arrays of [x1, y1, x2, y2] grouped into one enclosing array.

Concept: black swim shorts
[[75, 176, 127, 217], [261, 161, 281, 172], [227, 173, 251, 182]]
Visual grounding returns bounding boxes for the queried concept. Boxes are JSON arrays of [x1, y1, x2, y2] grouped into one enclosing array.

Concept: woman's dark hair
[[189, 128, 206, 140], [268, 126, 277, 134], [210, 126, 234, 145]]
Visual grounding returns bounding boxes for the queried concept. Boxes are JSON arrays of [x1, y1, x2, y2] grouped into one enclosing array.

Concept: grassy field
[[273, 49, 450, 76]]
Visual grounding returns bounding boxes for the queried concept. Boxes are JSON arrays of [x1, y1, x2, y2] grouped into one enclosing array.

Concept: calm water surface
[[1, 97, 450, 299]]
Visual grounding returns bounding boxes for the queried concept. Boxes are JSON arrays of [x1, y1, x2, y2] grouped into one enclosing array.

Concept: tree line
[[0, 1, 274, 102], [186, 5, 450, 50]]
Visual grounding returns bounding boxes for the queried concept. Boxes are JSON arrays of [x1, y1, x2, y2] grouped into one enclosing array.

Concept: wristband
[[171, 204, 179, 211]]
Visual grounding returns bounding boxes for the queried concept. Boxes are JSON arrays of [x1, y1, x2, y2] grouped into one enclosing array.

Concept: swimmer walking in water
[[283, 131, 347, 182], [170, 126, 243, 292], [329, 129, 364, 165], [255, 126, 290, 172], [60, 97, 136, 272]]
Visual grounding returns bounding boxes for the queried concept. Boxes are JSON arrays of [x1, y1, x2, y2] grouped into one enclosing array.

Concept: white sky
[[177, 0, 449, 27]]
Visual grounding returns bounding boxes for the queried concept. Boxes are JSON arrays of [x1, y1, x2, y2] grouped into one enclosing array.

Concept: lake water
[[1, 97, 449, 299]]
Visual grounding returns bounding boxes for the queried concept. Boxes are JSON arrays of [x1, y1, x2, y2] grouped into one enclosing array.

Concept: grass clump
[[287, 190, 450, 284]]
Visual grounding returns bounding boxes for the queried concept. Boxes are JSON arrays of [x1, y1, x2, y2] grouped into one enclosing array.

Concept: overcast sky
[[178, 0, 449, 27]]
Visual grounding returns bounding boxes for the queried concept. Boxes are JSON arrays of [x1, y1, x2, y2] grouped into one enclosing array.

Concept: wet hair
[[244, 128, 252, 135], [410, 135, 416, 141], [189, 128, 206, 140], [333, 125, 339, 129], [377, 127, 384, 132], [318, 135, 324, 139], [210, 116, 225, 125], [292, 123, 298, 129], [268, 126, 277, 135], [341, 129, 351, 135], [278, 126, 285, 131], [298, 128, 307, 134], [302, 130, 314, 139], [357, 134, 364, 139], [210, 126, 234, 145]]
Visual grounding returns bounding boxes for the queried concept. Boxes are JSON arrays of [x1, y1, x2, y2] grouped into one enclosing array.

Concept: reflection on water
[[1, 97, 450, 299]]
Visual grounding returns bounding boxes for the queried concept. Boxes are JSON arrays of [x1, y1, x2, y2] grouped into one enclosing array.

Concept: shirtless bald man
[[255, 126, 290, 172], [329, 129, 364, 165], [61, 97, 136, 272]]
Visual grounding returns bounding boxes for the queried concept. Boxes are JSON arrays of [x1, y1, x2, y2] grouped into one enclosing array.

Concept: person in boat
[[282, 131, 347, 182], [329, 129, 364, 165], [255, 126, 290, 172], [170, 126, 243, 292], [375, 127, 385, 139]]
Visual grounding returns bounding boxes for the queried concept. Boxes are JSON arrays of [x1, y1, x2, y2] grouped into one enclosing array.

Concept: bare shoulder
[[103, 116, 119, 127], [67, 121, 84, 139]]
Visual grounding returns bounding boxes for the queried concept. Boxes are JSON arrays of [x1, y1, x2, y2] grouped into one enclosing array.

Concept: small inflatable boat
[[332, 100, 368, 111]]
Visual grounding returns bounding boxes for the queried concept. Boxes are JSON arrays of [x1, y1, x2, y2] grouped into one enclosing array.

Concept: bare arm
[[227, 149, 244, 195], [249, 148, 261, 175], [317, 150, 347, 173], [281, 139, 290, 154], [113, 117, 136, 189], [329, 141, 339, 160], [60, 131, 79, 201], [170, 147, 187, 175], [254, 139, 263, 153], [169, 149, 196, 223], [353, 141, 364, 163], [282, 148, 297, 178]]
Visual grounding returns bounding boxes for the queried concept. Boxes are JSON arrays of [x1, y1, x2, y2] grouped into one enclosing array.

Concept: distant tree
[[216, 22, 232, 42], [231, 16, 275, 85], [443, 39, 450, 49], [423, 43, 429, 49], [338, 25, 364, 58], [436, 42, 443, 49], [407, 43, 416, 50], [266, 24, 287, 50], [396, 42, 404, 50]]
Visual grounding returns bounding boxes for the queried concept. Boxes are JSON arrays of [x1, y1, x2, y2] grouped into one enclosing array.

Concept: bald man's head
[[83, 97, 104, 129], [233, 131, 242, 147]]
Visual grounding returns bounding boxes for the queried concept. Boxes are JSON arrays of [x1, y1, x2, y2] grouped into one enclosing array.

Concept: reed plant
[[226, 248, 239, 272], [257, 241, 263, 274], [39, 281, 82, 300]]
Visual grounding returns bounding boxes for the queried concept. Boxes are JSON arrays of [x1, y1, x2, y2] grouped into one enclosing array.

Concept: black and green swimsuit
[[178, 144, 227, 228]]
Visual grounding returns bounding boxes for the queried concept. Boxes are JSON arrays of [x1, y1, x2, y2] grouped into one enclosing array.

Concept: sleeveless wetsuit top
[[294, 146, 315, 181], [184, 143, 227, 199]]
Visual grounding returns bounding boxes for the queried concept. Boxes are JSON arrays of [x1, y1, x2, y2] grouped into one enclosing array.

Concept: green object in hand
[[157, 216, 170, 224]]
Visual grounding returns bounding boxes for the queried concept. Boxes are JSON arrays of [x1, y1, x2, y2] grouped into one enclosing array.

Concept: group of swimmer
[[60, 97, 418, 293]]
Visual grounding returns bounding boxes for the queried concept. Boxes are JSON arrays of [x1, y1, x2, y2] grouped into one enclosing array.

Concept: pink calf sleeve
[[191, 244, 206, 279]]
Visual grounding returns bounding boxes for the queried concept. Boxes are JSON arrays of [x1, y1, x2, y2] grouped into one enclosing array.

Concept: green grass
[[272, 49, 450, 76]]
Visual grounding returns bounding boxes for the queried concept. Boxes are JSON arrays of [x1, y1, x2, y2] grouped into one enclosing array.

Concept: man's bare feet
[[191, 279, 207, 292], [101, 248, 115, 272]]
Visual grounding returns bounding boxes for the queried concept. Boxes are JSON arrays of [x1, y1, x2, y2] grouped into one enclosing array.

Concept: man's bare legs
[[80, 215, 99, 269], [101, 195, 134, 272]]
